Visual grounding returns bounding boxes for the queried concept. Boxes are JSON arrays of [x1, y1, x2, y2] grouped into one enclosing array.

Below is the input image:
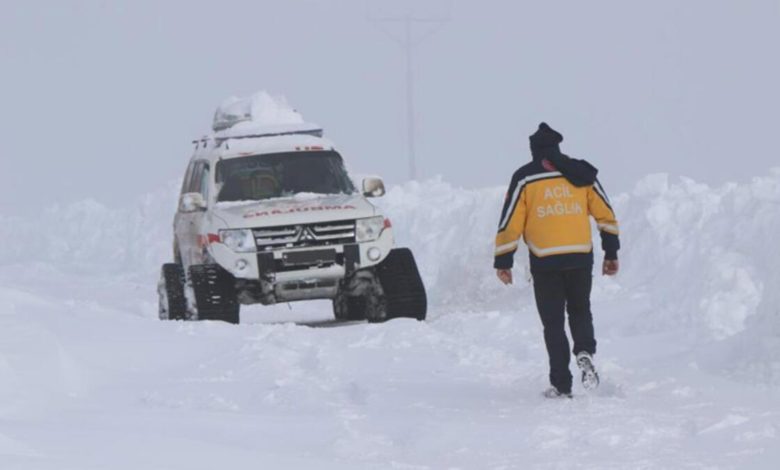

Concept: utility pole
[[370, 14, 449, 181]]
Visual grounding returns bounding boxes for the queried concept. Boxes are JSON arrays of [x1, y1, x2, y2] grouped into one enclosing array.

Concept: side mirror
[[362, 177, 386, 198], [180, 192, 207, 213]]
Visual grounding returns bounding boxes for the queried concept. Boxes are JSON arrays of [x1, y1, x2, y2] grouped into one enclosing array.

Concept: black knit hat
[[529, 122, 563, 160]]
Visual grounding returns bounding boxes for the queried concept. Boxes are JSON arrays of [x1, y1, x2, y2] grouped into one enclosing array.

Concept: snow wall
[[1, 170, 778, 379]]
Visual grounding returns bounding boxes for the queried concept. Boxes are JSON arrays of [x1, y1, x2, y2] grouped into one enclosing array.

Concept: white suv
[[158, 97, 426, 324]]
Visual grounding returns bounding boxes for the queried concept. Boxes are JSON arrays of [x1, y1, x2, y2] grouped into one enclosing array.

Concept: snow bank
[[1, 171, 780, 467], [380, 173, 780, 341], [612, 172, 779, 338], [607, 171, 780, 382], [0, 181, 179, 279], [377, 178, 526, 310], [2, 170, 778, 346]]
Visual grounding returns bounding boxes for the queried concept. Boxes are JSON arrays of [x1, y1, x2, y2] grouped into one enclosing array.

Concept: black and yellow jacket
[[494, 124, 620, 272]]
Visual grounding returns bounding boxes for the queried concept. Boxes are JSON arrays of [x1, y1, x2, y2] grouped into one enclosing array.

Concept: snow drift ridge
[[1, 170, 778, 346]]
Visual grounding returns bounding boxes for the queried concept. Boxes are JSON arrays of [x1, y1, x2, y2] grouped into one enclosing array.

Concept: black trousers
[[532, 267, 597, 394]]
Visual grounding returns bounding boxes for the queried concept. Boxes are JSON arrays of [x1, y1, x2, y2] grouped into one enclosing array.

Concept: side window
[[188, 162, 204, 194], [199, 164, 210, 201], [181, 161, 196, 195]]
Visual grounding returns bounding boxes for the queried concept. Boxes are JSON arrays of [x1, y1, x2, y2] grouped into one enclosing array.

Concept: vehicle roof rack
[[214, 128, 324, 147]]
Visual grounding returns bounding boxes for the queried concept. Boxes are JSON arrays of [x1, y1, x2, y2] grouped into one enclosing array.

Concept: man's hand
[[497, 269, 513, 285], [602, 259, 619, 276]]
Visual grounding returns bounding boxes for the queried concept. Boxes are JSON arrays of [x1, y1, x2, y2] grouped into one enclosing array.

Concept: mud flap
[[189, 264, 240, 324], [375, 248, 427, 321]]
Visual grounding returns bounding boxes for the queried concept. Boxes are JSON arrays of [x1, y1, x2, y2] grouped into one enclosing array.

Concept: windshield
[[215, 151, 356, 202]]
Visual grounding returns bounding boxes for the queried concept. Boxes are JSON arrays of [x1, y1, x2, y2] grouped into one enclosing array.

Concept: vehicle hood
[[213, 193, 378, 228]]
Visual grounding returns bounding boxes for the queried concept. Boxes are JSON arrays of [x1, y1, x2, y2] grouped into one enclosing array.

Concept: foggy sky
[[2, 0, 779, 214]]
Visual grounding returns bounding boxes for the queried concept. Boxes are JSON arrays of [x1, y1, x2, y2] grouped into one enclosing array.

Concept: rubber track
[[161, 263, 187, 320], [189, 264, 240, 324], [375, 248, 427, 320]]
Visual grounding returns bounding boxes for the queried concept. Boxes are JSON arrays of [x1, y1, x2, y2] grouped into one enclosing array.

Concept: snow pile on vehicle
[[213, 91, 306, 132]]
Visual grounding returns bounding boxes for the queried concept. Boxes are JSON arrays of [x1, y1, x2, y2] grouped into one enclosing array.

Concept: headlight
[[355, 216, 386, 243], [219, 229, 256, 252]]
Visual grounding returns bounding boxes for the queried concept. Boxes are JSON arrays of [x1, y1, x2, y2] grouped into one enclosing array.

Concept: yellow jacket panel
[[494, 164, 619, 271]]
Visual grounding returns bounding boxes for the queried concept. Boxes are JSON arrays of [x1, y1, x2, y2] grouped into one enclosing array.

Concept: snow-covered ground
[[2, 171, 779, 469]]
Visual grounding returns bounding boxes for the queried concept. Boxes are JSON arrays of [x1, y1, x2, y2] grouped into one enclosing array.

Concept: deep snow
[[1, 171, 779, 469]]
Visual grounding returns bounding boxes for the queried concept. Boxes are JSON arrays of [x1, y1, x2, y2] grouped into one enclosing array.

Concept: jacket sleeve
[[587, 178, 620, 260], [494, 174, 527, 269]]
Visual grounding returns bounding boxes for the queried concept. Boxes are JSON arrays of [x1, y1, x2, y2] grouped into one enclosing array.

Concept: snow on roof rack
[[192, 124, 325, 150], [212, 91, 306, 132], [207, 92, 324, 147]]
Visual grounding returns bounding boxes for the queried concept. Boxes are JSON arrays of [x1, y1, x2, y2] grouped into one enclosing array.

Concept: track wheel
[[189, 264, 240, 324], [159, 263, 187, 321], [333, 271, 387, 323], [375, 248, 427, 321]]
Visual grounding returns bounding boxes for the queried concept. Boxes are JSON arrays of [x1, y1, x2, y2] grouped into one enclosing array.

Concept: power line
[[369, 13, 450, 181]]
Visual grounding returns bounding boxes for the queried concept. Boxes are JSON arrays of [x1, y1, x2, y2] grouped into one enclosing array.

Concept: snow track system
[[333, 248, 427, 323], [375, 248, 427, 321], [158, 263, 187, 321], [158, 250, 425, 325], [188, 264, 240, 324]]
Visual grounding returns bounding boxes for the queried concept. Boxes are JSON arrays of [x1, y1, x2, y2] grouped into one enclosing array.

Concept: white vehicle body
[[173, 124, 394, 305]]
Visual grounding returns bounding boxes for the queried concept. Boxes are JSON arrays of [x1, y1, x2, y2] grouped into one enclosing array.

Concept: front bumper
[[208, 226, 394, 289]]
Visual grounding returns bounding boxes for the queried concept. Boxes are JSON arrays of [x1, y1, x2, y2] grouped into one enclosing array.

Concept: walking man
[[494, 122, 620, 398]]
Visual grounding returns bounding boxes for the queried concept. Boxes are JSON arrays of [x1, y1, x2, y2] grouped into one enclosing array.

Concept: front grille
[[252, 220, 356, 251]]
